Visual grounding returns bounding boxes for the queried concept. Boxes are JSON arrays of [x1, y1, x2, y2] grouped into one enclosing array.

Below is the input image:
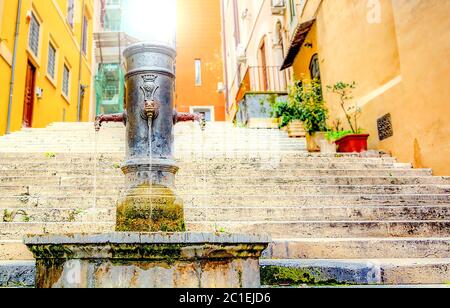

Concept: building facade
[[0, 0, 94, 135], [222, 0, 450, 175], [92, 0, 137, 120], [175, 0, 226, 122], [283, 0, 450, 175], [91, 0, 226, 122], [221, 0, 295, 125]]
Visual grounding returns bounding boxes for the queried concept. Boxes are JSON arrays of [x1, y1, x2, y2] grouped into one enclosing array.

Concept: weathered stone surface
[[24, 233, 270, 288], [0, 261, 35, 288], [0, 122, 449, 287], [116, 185, 185, 232], [260, 259, 450, 286]]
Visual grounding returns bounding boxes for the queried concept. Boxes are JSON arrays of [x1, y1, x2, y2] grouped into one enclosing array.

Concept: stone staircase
[[0, 122, 449, 287]]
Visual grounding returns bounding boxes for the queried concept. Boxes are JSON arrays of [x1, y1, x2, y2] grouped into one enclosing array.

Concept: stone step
[[3, 237, 449, 261], [0, 165, 415, 175], [1, 205, 448, 223], [0, 156, 399, 165], [0, 152, 393, 160], [0, 241, 33, 260], [187, 221, 450, 238], [0, 165, 432, 178], [0, 179, 446, 196], [0, 261, 35, 288], [1, 221, 448, 240], [0, 176, 449, 190], [265, 238, 450, 259], [0, 184, 448, 197], [0, 194, 447, 209], [1, 258, 449, 287], [4, 173, 443, 186], [260, 258, 450, 285]]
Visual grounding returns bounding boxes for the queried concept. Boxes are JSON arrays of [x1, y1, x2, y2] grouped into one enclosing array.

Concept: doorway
[[22, 61, 36, 128], [258, 39, 269, 91]]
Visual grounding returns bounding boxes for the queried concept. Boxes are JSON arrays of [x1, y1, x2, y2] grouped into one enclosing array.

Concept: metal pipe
[[6, 0, 22, 134], [77, 0, 86, 122], [221, 0, 230, 115]]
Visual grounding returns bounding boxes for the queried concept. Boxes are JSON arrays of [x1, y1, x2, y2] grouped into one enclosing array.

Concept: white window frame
[[67, 0, 75, 28], [189, 106, 215, 122], [62, 63, 71, 100], [47, 42, 57, 80], [28, 12, 41, 58]]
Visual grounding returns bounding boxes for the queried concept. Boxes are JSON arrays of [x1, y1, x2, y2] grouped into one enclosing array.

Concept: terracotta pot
[[319, 139, 337, 154], [306, 132, 326, 152], [335, 134, 370, 153], [287, 120, 306, 138]]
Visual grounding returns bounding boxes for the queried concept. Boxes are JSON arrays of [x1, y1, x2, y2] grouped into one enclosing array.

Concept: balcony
[[231, 66, 289, 125], [236, 66, 288, 101]]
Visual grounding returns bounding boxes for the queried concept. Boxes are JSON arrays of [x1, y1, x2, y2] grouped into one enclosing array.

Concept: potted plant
[[289, 79, 329, 151], [327, 82, 369, 153], [318, 121, 341, 154], [270, 98, 305, 137]]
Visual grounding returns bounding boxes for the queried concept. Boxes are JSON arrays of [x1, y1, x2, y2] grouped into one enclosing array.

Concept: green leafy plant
[[327, 81, 363, 134], [289, 79, 329, 134], [45, 152, 56, 159], [112, 163, 121, 169], [270, 99, 301, 128], [325, 130, 353, 142]]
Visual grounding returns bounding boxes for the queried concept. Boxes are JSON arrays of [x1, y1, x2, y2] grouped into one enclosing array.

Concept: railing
[[245, 66, 288, 92]]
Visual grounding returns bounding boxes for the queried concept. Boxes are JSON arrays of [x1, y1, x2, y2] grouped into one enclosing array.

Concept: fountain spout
[[94, 112, 126, 131], [173, 111, 206, 130]]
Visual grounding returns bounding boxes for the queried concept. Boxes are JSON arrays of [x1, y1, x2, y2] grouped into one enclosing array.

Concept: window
[[62, 64, 70, 97], [47, 43, 56, 79], [195, 59, 202, 86], [289, 0, 296, 21], [82, 15, 88, 55], [310, 54, 321, 80], [28, 13, 40, 57], [67, 0, 75, 28]]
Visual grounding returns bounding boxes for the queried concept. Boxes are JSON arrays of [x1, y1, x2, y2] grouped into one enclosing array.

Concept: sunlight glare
[[123, 0, 177, 47]]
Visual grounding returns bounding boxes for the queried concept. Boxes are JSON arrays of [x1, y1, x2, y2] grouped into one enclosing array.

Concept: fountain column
[[116, 43, 184, 232], [24, 42, 270, 289]]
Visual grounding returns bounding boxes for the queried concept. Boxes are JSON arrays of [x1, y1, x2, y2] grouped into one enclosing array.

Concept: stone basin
[[24, 232, 271, 288]]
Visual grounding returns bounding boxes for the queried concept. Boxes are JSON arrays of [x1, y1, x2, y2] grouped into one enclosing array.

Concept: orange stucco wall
[[294, 0, 450, 175], [175, 0, 226, 121]]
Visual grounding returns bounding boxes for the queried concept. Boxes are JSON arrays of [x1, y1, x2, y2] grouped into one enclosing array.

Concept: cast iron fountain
[[24, 42, 270, 288]]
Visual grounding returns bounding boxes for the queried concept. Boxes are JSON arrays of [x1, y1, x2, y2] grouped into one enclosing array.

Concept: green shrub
[[289, 79, 329, 134]]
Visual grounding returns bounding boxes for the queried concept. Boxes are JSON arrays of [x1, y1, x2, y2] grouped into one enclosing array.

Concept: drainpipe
[[6, 0, 22, 134], [77, 0, 86, 122], [221, 0, 230, 115]]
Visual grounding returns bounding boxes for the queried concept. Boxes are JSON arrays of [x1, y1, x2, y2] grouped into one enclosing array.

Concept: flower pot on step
[[319, 139, 337, 154], [335, 134, 370, 153], [288, 120, 306, 138], [306, 132, 326, 152]]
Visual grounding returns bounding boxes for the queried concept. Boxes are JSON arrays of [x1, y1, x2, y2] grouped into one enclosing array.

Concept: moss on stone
[[261, 266, 317, 286], [116, 183, 185, 232], [261, 266, 358, 287]]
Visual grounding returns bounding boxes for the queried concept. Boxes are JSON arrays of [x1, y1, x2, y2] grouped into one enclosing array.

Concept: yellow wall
[[0, 0, 93, 136], [292, 0, 450, 175], [292, 23, 318, 81], [387, 0, 450, 175]]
